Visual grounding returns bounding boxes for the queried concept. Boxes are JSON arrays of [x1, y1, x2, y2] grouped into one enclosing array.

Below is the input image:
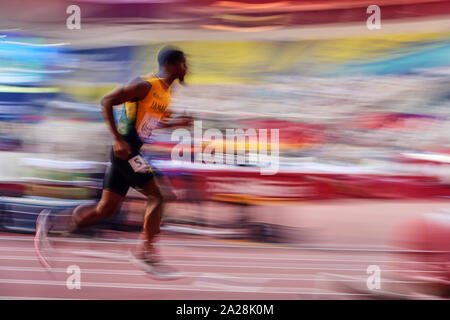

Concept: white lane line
[[0, 235, 381, 252], [0, 235, 138, 245], [192, 280, 265, 293], [0, 296, 88, 300], [0, 278, 373, 296], [1, 235, 447, 253], [1, 255, 130, 265], [0, 253, 390, 268], [69, 250, 128, 261], [0, 247, 434, 265], [0, 277, 428, 299], [69, 249, 431, 265], [0, 266, 143, 275], [0, 246, 387, 262], [0, 247, 435, 265], [0, 256, 443, 273], [0, 266, 429, 284]]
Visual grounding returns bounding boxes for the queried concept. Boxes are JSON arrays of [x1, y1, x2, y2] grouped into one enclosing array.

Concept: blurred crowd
[[0, 0, 449, 224]]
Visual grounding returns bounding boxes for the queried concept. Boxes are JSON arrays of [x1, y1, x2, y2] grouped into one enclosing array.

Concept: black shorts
[[103, 148, 154, 197]]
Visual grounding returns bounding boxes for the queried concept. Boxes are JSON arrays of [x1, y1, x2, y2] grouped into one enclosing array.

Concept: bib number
[[137, 115, 159, 140], [128, 155, 151, 173]]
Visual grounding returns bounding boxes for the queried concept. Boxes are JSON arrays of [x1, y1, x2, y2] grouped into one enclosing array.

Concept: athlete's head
[[158, 46, 187, 84]]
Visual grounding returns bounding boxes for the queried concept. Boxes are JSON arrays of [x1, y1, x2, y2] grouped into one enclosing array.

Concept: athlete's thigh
[[113, 152, 158, 198], [137, 178, 162, 199], [103, 159, 130, 197]]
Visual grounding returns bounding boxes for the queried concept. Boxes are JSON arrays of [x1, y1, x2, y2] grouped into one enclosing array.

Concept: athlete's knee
[[95, 200, 119, 219], [148, 190, 164, 204]]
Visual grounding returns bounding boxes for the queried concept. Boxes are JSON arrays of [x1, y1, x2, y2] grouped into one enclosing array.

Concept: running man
[[37, 47, 190, 278]]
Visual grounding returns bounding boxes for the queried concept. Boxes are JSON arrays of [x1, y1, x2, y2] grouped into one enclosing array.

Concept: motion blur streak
[[0, 0, 449, 299]]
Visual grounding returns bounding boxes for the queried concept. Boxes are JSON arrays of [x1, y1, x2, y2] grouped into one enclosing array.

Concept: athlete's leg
[[129, 177, 183, 277], [72, 189, 124, 229], [137, 179, 164, 252], [69, 159, 129, 231]]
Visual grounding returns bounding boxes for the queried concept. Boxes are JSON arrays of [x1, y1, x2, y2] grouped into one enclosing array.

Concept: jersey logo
[[137, 114, 159, 140], [153, 103, 167, 113]]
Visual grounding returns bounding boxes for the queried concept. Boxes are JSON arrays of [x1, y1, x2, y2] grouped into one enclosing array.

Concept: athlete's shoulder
[[127, 76, 152, 88], [123, 77, 152, 102], [139, 74, 170, 94]]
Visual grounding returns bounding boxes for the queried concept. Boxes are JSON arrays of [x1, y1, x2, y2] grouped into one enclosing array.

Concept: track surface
[[1, 200, 449, 300], [0, 233, 396, 300]]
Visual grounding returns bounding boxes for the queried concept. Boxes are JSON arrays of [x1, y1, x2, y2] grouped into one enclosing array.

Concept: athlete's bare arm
[[156, 113, 192, 129], [100, 78, 151, 159]]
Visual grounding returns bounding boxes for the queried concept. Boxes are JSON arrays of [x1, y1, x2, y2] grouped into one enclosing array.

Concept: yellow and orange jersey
[[117, 74, 171, 149]]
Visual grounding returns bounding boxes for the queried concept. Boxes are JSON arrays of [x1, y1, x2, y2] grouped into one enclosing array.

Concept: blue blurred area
[[334, 42, 450, 76], [0, 33, 66, 85]]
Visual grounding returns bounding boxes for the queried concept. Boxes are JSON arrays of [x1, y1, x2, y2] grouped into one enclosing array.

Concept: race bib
[[137, 115, 159, 140], [128, 155, 151, 173]]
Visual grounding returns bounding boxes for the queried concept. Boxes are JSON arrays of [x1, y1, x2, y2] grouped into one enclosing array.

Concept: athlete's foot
[[129, 244, 183, 280], [34, 209, 54, 270], [133, 242, 161, 261], [48, 211, 78, 237]]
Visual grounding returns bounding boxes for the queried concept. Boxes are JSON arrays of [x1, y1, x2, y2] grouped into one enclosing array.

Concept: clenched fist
[[113, 138, 132, 160]]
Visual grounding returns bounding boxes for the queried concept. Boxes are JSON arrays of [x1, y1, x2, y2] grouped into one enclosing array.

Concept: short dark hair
[[157, 46, 185, 67]]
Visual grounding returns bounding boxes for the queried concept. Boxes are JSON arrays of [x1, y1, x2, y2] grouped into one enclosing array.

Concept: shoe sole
[[34, 209, 53, 271], [128, 251, 184, 280]]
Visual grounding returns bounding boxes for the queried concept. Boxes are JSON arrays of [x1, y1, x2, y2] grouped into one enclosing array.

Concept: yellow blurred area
[[316, 32, 450, 62], [0, 85, 60, 93], [62, 31, 450, 105], [59, 84, 116, 104], [203, 139, 314, 152]]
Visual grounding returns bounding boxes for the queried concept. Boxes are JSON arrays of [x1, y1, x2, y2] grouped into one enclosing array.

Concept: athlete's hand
[[161, 115, 193, 128], [113, 138, 132, 160], [174, 115, 193, 127]]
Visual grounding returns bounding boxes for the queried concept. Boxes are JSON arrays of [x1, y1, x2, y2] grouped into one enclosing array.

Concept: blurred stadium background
[[0, 0, 449, 299]]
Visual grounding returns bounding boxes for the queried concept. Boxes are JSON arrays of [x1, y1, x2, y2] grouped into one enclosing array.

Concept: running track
[[1, 200, 448, 300], [0, 233, 439, 300]]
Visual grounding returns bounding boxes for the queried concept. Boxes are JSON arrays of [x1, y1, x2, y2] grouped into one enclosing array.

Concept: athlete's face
[[168, 56, 187, 84]]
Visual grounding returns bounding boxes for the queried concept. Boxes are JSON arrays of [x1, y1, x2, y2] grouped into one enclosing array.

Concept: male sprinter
[[36, 47, 189, 278]]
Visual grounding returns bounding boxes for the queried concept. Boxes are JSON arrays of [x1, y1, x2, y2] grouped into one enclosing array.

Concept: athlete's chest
[[140, 87, 170, 114]]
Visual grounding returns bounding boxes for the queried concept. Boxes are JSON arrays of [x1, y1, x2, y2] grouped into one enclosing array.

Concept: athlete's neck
[[156, 70, 175, 88]]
